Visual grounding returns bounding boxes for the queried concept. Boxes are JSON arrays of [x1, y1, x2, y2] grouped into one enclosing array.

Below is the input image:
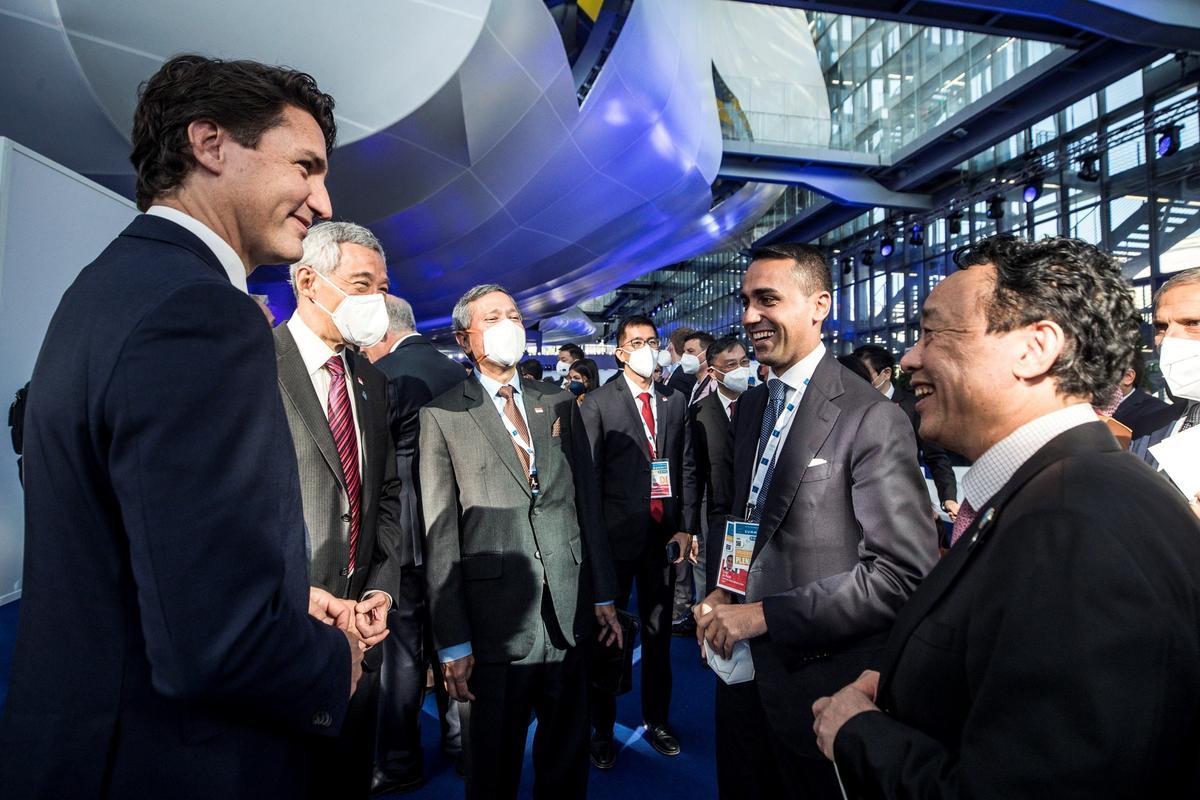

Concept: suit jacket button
[[535, 550, 542, 560], [312, 711, 332, 728], [341, 513, 351, 523]]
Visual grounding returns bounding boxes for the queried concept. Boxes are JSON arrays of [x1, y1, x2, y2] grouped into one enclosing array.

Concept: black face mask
[[568, 380, 586, 396]]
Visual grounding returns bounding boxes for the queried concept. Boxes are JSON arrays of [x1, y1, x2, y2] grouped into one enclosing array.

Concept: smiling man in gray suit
[[273, 221, 403, 798], [695, 243, 936, 800], [420, 284, 622, 799]]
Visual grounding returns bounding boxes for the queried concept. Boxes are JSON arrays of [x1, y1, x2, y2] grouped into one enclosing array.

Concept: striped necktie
[[324, 355, 361, 574]]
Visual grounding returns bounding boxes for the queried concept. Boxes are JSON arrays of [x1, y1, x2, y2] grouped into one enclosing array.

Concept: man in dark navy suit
[[1111, 349, 1170, 433], [0, 55, 363, 799]]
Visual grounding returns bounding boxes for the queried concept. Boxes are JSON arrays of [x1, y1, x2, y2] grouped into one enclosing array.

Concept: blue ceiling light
[[879, 236, 895, 258], [986, 195, 1005, 220], [909, 222, 924, 246], [1157, 123, 1182, 157], [1022, 172, 1044, 203]]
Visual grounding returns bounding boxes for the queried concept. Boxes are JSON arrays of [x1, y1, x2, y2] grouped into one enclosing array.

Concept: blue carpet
[[0, 600, 718, 799]]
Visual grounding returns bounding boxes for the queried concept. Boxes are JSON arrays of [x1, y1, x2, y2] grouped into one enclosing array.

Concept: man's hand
[[697, 600, 767, 659], [309, 586, 353, 630], [595, 604, 624, 649], [943, 499, 961, 521], [688, 535, 700, 565], [812, 670, 880, 760], [343, 627, 366, 697], [442, 654, 476, 702], [354, 593, 391, 647], [668, 532, 693, 564], [693, 589, 730, 654]]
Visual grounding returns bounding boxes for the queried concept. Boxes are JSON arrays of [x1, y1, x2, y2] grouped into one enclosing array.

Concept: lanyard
[[636, 394, 658, 458], [744, 379, 807, 519], [504, 421, 537, 479]]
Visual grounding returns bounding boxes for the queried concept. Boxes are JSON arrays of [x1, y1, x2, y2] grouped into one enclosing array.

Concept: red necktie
[[949, 499, 977, 546], [325, 355, 361, 573], [638, 392, 664, 523]]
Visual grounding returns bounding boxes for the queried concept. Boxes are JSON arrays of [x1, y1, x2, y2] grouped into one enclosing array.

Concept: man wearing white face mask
[[1133, 266, 1200, 516], [275, 221, 403, 797], [420, 284, 621, 799]]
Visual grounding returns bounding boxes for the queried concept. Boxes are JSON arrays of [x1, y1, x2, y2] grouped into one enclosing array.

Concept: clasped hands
[[308, 586, 391, 646]]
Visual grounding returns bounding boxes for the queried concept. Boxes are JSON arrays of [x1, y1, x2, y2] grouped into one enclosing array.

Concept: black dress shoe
[[645, 724, 681, 756], [589, 734, 617, 769], [370, 767, 424, 796]]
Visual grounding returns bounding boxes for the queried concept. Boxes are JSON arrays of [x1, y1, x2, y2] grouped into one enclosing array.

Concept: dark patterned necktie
[[1181, 403, 1200, 432], [324, 355, 360, 573], [750, 379, 787, 523], [949, 499, 978, 546]]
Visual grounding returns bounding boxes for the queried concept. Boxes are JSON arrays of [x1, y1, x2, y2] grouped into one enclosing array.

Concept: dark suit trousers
[[459, 589, 589, 800], [307, 668, 379, 800], [592, 531, 676, 735], [715, 678, 841, 800], [376, 565, 462, 779]]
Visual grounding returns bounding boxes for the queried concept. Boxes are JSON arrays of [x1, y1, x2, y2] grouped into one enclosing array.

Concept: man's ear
[[294, 265, 317, 300], [1013, 320, 1067, 381], [187, 119, 226, 177]]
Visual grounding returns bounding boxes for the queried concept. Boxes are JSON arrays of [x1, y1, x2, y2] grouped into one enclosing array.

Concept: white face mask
[[621, 345, 658, 379], [716, 366, 751, 394], [679, 353, 702, 375], [556, 360, 571, 377], [312, 272, 388, 347], [1159, 336, 1200, 402], [747, 360, 761, 386], [477, 318, 527, 368], [656, 348, 674, 368]]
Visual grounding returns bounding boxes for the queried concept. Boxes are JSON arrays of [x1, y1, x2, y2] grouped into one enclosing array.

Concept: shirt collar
[[476, 368, 520, 399], [717, 389, 736, 415], [883, 381, 895, 400], [146, 205, 247, 294], [768, 342, 826, 390], [623, 371, 655, 399], [389, 332, 421, 354], [287, 314, 341, 378], [962, 403, 1099, 510]]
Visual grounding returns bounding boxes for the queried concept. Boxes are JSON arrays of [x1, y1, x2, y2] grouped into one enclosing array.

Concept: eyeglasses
[[620, 338, 660, 350]]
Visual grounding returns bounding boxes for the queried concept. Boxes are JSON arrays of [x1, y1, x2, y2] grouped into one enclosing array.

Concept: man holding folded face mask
[[581, 315, 701, 768], [274, 221, 402, 798], [695, 242, 935, 800]]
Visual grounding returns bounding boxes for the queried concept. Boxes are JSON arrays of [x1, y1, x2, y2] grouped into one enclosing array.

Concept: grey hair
[[1154, 266, 1200, 307], [384, 294, 417, 333], [289, 221, 385, 297], [451, 283, 514, 332]]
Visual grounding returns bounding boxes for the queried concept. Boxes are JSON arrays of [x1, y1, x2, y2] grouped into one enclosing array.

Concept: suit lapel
[[464, 377, 532, 496], [877, 423, 1120, 690], [274, 326, 347, 489], [523, 380, 554, 491], [655, 384, 671, 457], [753, 356, 842, 557], [617, 380, 653, 462]]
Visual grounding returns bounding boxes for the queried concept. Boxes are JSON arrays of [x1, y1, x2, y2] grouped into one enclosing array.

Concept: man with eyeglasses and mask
[[419, 284, 621, 799], [673, 336, 751, 635], [581, 315, 700, 768]]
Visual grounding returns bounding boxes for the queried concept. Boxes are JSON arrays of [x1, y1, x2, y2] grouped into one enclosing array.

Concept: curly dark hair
[[130, 54, 337, 211], [953, 235, 1141, 401]]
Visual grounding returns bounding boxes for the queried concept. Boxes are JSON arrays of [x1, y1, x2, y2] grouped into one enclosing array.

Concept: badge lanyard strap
[[744, 379, 807, 520], [636, 398, 658, 459], [504, 423, 538, 490]]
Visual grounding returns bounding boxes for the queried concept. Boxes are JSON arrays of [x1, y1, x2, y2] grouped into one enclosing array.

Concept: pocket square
[[808, 457, 827, 467], [551, 418, 562, 437]]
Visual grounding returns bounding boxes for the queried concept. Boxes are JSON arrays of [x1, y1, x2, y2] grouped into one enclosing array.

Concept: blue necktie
[[751, 379, 787, 522]]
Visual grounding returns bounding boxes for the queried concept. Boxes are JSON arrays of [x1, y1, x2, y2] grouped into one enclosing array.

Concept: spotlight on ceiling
[[909, 222, 924, 246], [1076, 152, 1101, 183], [985, 195, 1005, 220], [840, 256, 853, 275], [861, 249, 875, 267], [880, 236, 895, 258], [1022, 175, 1044, 204], [1157, 123, 1182, 158], [947, 211, 963, 235]]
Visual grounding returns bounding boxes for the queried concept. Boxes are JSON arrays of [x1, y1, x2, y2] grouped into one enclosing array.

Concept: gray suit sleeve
[[762, 401, 937, 650], [418, 407, 471, 652]]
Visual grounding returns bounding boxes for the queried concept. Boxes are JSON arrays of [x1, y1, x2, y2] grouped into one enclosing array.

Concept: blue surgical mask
[[568, 380, 586, 396]]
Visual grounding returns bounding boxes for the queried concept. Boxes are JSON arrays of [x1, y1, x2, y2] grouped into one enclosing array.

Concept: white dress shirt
[[476, 369, 532, 442], [961, 403, 1099, 511], [286, 315, 365, 474], [717, 387, 737, 419], [759, 342, 826, 464], [146, 205, 247, 294], [623, 371, 659, 452]]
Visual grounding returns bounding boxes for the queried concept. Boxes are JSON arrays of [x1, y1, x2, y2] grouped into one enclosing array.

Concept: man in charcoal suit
[[363, 294, 468, 792], [696, 242, 936, 799]]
